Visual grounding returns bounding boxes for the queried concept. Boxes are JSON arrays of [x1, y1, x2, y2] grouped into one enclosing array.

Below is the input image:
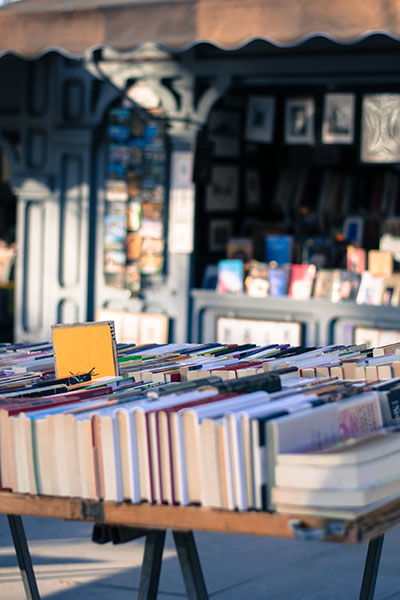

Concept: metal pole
[[7, 514, 40, 600], [138, 529, 166, 600], [359, 534, 384, 600], [172, 530, 208, 600]]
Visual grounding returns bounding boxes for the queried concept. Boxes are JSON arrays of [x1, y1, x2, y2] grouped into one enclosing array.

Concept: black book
[[211, 371, 281, 394]]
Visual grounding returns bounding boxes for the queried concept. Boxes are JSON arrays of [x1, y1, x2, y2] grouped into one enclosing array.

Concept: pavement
[[1, 513, 400, 599]]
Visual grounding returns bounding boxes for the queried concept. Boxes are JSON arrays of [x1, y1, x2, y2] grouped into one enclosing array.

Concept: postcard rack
[[3, 492, 400, 600]]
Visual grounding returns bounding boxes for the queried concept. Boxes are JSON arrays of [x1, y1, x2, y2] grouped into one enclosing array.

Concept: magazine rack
[[2, 491, 400, 600]]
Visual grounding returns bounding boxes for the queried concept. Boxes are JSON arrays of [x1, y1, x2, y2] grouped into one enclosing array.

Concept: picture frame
[[244, 169, 261, 207], [245, 96, 276, 143], [322, 93, 355, 144], [284, 98, 315, 145], [205, 165, 239, 212], [207, 110, 241, 157], [208, 218, 233, 253], [343, 216, 364, 245], [361, 93, 400, 163]]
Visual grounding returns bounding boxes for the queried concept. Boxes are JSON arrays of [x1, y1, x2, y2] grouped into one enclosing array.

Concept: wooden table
[[3, 491, 399, 600]]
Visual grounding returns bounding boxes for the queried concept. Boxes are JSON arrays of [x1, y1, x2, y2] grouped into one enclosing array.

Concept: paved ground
[[0, 513, 400, 599]]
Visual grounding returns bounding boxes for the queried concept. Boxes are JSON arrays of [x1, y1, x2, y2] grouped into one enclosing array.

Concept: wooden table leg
[[7, 514, 40, 600], [359, 534, 384, 600], [138, 529, 166, 600], [172, 530, 208, 600]]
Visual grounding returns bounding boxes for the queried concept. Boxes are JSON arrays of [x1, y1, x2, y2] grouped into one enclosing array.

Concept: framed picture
[[245, 169, 261, 207], [205, 165, 239, 212], [208, 218, 233, 252], [361, 94, 400, 163], [322, 93, 355, 144], [207, 110, 241, 157], [284, 98, 315, 144], [245, 96, 276, 143], [343, 216, 364, 245]]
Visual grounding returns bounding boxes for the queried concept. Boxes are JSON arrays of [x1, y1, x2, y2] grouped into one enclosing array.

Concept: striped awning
[[1, 0, 400, 58]]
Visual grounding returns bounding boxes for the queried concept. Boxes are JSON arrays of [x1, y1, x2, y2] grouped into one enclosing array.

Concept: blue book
[[217, 259, 244, 294], [268, 266, 289, 297], [265, 234, 293, 264]]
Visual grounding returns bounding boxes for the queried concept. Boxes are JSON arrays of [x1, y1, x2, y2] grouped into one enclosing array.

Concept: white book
[[275, 450, 400, 489], [74, 414, 99, 500], [266, 403, 340, 510], [225, 412, 247, 510], [97, 409, 123, 502], [199, 418, 221, 508], [116, 407, 141, 503], [271, 476, 400, 508], [245, 395, 317, 509], [179, 392, 270, 505], [10, 414, 36, 494]]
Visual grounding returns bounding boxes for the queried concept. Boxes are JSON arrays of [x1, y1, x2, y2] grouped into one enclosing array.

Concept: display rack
[[191, 289, 400, 346]]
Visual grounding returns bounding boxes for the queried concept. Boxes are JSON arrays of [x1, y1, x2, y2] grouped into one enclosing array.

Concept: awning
[[1, 0, 400, 58]]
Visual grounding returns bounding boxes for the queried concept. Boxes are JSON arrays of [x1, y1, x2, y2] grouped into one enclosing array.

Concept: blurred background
[[0, 0, 400, 348]]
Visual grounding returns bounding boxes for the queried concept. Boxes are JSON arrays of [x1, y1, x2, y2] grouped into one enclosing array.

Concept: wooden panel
[[27, 57, 49, 116], [1, 491, 400, 545], [57, 299, 79, 323], [59, 154, 82, 287], [62, 80, 84, 122], [26, 129, 47, 168], [21, 201, 44, 333]]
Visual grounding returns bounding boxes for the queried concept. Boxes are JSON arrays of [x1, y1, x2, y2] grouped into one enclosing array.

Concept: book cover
[[226, 237, 253, 264], [347, 245, 366, 274], [268, 265, 290, 297], [266, 403, 340, 509], [52, 321, 120, 380], [338, 392, 383, 438], [356, 272, 384, 305], [217, 259, 244, 294], [380, 275, 400, 306], [265, 234, 293, 265], [368, 249, 393, 278], [288, 264, 316, 300], [331, 270, 361, 302], [313, 269, 335, 300], [244, 260, 269, 297]]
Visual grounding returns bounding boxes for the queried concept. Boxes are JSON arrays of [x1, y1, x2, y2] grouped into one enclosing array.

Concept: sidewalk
[[1, 514, 400, 599]]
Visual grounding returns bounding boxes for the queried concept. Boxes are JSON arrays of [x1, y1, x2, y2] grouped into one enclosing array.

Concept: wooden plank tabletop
[[1, 492, 400, 544]]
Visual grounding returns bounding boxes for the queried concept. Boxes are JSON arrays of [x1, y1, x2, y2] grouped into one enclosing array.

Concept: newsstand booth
[[2, 0, 400, 344]]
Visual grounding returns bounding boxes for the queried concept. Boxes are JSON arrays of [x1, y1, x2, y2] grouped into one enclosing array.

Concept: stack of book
[[3, 331, 400, 520]]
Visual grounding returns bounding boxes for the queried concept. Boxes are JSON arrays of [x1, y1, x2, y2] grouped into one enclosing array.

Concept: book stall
[[3, 3, 400, 349], [4, 322, 400, 598]]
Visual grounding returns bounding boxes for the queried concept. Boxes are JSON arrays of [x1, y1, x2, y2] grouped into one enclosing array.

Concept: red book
[[288, 264, 316, 299], [209, 361, 263, 373], [156, 392, 236, 504]]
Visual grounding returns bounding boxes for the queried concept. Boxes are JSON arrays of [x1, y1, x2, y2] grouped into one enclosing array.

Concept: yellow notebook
[[52, 321, 119, 380]]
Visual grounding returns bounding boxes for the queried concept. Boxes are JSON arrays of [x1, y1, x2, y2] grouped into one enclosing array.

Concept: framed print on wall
[[245, 96, 276, 143], [244, 169, 261, 207], [284, 98, 315, 145], [208, 218, 233, 253], [207, 109, 241, 157], [322, 93, 355, 144], [205, 165, 239, 212], [361, 93, 400, 163]]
